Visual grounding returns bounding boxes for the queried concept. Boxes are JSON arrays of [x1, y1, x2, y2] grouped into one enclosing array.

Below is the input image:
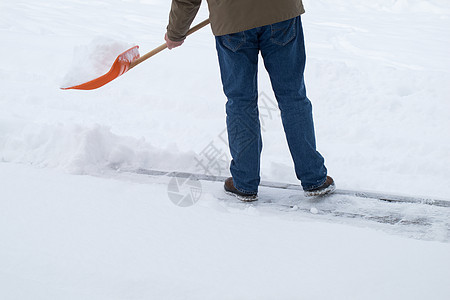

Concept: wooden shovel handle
[[129, 19, 210, 70]]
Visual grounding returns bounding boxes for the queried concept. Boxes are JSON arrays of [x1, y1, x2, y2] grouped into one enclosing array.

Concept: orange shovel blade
[[61, 46, 140, 90]]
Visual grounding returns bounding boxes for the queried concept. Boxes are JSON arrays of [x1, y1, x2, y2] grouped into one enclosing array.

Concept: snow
[[1, 0, 450, 298], [1, 163, 450, 300], [0, 123, 195, 174], [60, 38, 136, 88]]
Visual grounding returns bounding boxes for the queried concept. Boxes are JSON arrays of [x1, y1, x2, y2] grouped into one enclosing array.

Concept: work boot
[[224, 177, 258, 202], [304, 176, 336, 197]]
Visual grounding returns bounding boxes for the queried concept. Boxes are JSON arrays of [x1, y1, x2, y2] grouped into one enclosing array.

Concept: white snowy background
[[1, 0, 450, 299]]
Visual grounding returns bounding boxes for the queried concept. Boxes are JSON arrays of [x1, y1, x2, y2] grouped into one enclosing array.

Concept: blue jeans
[[215, 16, 327, 193]]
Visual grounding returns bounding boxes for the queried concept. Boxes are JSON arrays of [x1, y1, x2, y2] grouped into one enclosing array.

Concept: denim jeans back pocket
[[270, 17, 296, 46], [221, 31, 246, 52]]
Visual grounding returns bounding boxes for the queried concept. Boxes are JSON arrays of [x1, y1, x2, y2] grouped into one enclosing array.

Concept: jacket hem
[[212, 9, 305, 37]]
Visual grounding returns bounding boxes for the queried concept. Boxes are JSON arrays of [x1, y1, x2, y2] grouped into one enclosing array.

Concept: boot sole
[[225, 191, 258, 202], [304, 183, 336, 197]]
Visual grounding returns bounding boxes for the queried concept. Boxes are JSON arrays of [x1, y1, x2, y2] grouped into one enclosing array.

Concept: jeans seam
[[270, 18, 296, 46], [223, 32, 246, 52]]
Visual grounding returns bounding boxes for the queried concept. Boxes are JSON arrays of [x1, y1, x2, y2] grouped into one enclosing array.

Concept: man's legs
[[216, 30, 261, 194], [260, 16, 328, 190]]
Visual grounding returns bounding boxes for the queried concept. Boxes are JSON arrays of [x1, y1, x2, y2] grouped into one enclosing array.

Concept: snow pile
[[0, 122, 196, 175], [118, 46, 140, 63], [60, 37, 136, 88]]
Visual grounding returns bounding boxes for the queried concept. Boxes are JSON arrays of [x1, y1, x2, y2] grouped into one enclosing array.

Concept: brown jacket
[[167, 0, 305, 41]]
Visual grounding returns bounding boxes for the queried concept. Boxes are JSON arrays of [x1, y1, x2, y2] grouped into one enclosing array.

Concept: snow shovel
[[62, 19, 210, 90]]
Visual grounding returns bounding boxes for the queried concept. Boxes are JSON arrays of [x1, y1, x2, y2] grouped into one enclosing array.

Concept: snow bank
[[0, 122, 196, 175]]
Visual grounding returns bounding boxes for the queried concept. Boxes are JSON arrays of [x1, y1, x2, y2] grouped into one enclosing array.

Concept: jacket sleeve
[[167, 0, 202, 42]]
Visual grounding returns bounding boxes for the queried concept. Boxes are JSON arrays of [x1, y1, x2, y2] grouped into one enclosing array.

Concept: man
[[165, 0, 335, 201]]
